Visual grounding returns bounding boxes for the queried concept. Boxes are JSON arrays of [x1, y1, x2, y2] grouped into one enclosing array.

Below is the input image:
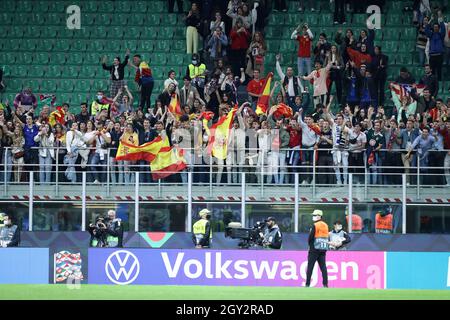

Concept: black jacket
[[102, 55, 129, 81], [419, 73, 439, 97]]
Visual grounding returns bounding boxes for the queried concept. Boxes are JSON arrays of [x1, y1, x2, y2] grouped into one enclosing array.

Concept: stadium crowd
[[0, 0, 449, 187]]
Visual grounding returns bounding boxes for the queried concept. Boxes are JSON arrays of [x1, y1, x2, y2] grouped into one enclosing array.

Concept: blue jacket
[[425, 22, 446, 54]]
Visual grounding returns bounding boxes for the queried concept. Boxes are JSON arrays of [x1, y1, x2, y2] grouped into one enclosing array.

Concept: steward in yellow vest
[[192, 208, 212, 248]]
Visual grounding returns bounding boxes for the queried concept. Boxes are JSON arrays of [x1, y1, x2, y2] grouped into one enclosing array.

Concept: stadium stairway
[[0, 0, 190, 114], [262, 0, 449, 109]]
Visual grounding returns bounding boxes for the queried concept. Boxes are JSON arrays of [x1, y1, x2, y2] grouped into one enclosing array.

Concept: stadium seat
[[8, 65, 28, 78], [150, 53, 167, 66], [123, 40, 138, 52], [61, 66, 79, 78], [139, 41, 155, 52], [385, 14, 403, 26], [148, 14, 161, 26], [172, 41, 185, 52], [46, 65, 62, 78], [7, 79, 23, 92], [58, 79, 75, 92], [81, 13, 96, 26], [395, 54, 412, 66], [383, 28, 400, 41], [319, 14, 333, 26], [67, 53, 84, 65], [96, 13, 112, 26], [383, 41, 398, 53], [28, 65, 45, 78], [84, 53, 101, 65], [49, 53, 67, 65], [398, 41, 414, 53], [21, 40, 38, 51], [82, 1, 98, 12], [352, 14, 368, 26], [35, 40, 54, 52], [126, 27, 142, 39], [158, 27, 174, 40], [40, 80, 57, 92], [79, 65, 97, 78], [53, 40, 70, 51], [15, 52, 34, 64], [107, 26, 126, 40], [74, 79, 92, 93], [115, 1, 131, 13], [130, 14, 147, 26], [166, 14, 178, 26], [71, 40, 87, 52], [86, 41, 105, 52]]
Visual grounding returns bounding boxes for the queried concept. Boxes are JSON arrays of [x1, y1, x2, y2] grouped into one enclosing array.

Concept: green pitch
[[1, 285, 449, 300]]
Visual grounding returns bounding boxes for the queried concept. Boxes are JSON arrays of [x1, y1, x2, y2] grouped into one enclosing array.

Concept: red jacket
[[437, 127, 450, 150], [230, 28, 250, 50], [296, 35, 312, 58]]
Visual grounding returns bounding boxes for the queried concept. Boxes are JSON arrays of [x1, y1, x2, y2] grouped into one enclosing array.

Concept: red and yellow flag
[[206, 105, 238, 160], [256, 72, 273, 116], [273, 103, 293, 119], [48, 106, 66, 127], [115, 136, 164, 162], [168, 93, 182, 120], [150, 137, 187, 180]]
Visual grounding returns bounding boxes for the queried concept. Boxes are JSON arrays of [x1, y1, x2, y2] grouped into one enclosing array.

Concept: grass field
[[1, 285, 449, 300]]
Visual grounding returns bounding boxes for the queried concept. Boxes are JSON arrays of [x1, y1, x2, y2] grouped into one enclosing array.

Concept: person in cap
[[329, 220, 351, 250], [262, 216, 283, 249], [305, 209, 329, 287], [0, 214, 20, 247], [192, 208, 212, 248]]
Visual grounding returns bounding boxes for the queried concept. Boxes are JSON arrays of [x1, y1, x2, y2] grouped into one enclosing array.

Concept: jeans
[[110, 157, 124, 185], [89, 152, 107, 182], [301, 145, 314, 183], [429, 54, 443, 81], [140, 80, 154, 110], [417, 47, 426, 66], [39, 155, 53, 184], [271, 150, 287, 184], [297, 57, 312, 77], [123, 160, 134, 184], [180, 151, 192, 184], [368, 152, 381, 185], [333, 150, 349, 184], [226, 150, 245, 184]]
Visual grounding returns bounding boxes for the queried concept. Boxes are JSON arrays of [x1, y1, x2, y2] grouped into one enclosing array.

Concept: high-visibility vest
[[91, 101, 109, 116], [346, 214, 363, 233], [188, 64, 206, 79], [313, 220, 329, 250], [375, 213, 393, 233], [193, 219, 212, 238]]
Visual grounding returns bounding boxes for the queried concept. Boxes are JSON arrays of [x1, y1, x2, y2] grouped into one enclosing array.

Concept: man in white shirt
[[276, 54, 304, 109], [164, 70, 180, 95], [298, 110, 320, 184], [89, 121, 111, 184], [348, 122, 367, 184]]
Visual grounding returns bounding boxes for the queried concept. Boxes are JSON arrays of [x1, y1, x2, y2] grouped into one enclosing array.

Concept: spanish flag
[[256, 72, 273, 116], [115, 136, 164, 162], [150, 137, 187, 180], [273, 103, 293, 119], [168, 93, 182, 119], [206, 105, 238, 160], [48, 106, 66, 127]]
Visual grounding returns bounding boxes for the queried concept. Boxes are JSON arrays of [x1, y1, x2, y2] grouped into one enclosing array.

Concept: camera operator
[[262, 217, 282, 249], [88, 210, 123, 247], [328, 220, 351, 250], [0, 213, 20, 247], [192, 209, 212, 248]]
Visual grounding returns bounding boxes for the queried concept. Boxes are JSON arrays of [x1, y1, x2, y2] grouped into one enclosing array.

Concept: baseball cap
[[266, 216, 276, 222], [199, 208, 211, 217], [312, 209, 323, 216]]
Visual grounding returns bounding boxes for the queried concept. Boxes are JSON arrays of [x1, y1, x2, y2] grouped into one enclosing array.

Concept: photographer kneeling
[[262, 217, 282, 249], [88, 210, 123, 247]]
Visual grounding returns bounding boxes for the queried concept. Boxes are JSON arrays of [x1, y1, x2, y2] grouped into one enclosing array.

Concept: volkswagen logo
[[105, 250, 140, 285]]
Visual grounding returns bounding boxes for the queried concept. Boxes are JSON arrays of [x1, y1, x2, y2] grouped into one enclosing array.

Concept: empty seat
[[59, 79, 75, 92], [28, 65, 45, 78], [46, 65, 62, 78], [79, 66, 97, 78], [34, 52, 50, 64], [74, 79, 92, 92], [67, 53, 84, 65], [61, 66, 79, 78], [40, 80, 57, 92], [49, 53, 67, 64]]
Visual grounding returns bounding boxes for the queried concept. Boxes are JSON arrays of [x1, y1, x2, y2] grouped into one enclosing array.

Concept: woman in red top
[[229, 19, 251, 76]]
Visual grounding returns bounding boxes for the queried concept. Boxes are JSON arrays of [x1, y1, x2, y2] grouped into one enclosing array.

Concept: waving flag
[[198, 111, 215, 121], [48, 106, 66, 127], [206, 105, 238, 160], [390, 82, 426, 100], [273, 103, 293, 119], [168, 93, 182, 120], [39, 94, 56, 107], [115, 135, 164, 162], [150, 137, 187, 180], [54, 251, 83, 283], [256, 72, 273, 115]]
